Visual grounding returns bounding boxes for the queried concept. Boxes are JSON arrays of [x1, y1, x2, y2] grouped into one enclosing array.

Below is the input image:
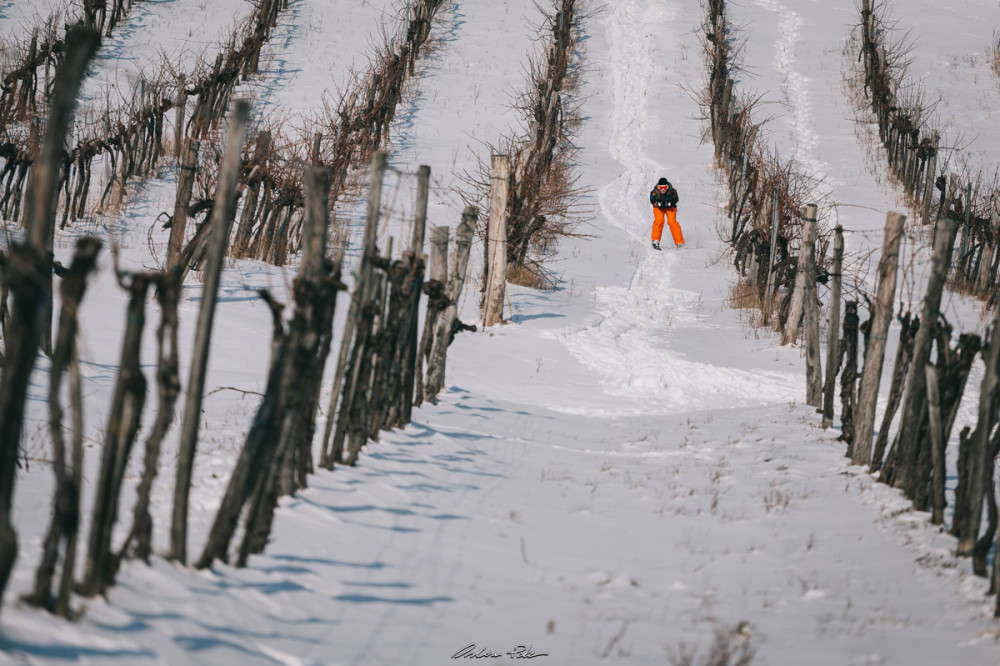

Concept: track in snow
[[559, 0, 802, 413]]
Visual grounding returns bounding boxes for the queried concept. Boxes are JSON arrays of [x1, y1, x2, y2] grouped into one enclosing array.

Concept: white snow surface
[[2, 0, 1000, 664], [0, 0, 66, 43], [893, 0, 1000, 183]]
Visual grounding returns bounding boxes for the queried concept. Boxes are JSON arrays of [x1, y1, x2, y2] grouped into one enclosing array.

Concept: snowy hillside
[[2, 0, 1000, 664]]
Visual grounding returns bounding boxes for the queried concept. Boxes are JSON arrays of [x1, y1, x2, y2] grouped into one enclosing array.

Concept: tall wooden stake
[[781, 212, 807, 345], [0, 25, 99, 612], [170, 100, 250, 564], [765, 188, 779, 313], [822, 226, 844, 427], [174, 74, 187, 160], [426, 206, 477, 403], [167, 137, 200, 269], [324, 152, 387, 467], [959, 301, 1000, 557], [925, 363, 946, 526], [977, 194, 999, 294], [415, 225, 449, 406], [483, 155, 510, 327], [801, 204, 823, 406], [922, 132, 939, 225], [401, 165, 430, 423], [888, 217, 958, 490], [851, 211, 906, 467]]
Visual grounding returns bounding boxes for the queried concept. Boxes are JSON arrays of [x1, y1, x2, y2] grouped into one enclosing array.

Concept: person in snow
[[649, 177, 684, 250]]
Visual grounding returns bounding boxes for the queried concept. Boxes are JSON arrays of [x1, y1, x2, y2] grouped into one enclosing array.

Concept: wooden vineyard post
[[925, 364, 946, 526], [127, 269, 181, 564], [400, 165, 430, 424], [888, 217, 957, 491], [822, 226, 844, 427], [415, 225, 449, 407], [232, 131, 270, 258], [170, 100, 250, 565], [175, 74, 187, 160], [167, 137, 200, 269], [977, 194, 999, 295], [483, 155, 510, 327], [801, 204, 822, 407], [871, 313, 917, 474], [0, 25, 99, 611], [781, 209, 807, 346], [959, 300, 1000, 557], [961, 182, 973, 270], [80, 272, 153, 597], [25, 238, 101, 612], [839, 301, 860, 449], [851, 211, 905, 467], [764, 189, 779, 319], [241, 166, 338, 554], [326, 152, 388, 467], [922, 132, 939, 225], [425, 206, 477, 403]]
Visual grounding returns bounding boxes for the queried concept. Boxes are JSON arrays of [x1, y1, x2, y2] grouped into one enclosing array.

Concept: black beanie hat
[[657, 177, 669, 186]]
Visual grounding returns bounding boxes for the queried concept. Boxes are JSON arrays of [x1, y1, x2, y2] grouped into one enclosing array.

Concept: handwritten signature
[[451, 644, 549, 659]]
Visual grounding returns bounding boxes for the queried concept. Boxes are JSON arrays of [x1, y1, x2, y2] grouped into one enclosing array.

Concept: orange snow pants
[[652, 207, 685, 245]]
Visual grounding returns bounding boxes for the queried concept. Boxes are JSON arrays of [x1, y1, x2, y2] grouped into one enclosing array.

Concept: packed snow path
[[3, 0, 1000, 663]]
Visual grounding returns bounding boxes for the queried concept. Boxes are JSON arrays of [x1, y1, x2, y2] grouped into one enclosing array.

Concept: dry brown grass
[[668, 622, 756, 666], [992, 31, 1000, 80], [507, 264, 552, 290]]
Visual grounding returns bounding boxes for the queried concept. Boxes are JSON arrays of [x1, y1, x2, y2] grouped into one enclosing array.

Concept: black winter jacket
[[650, 185, 679, 210]]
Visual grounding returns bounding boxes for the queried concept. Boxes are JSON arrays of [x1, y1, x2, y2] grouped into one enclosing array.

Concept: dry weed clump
[[992, 31, 1000, 81], [668, 622, 756, 666]]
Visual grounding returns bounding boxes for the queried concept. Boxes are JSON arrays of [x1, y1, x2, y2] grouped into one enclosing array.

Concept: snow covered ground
[[2, 0, 1000, 663], [0, 0, 66, 42], [893, 0, 1000, 183], [77, 0, 256, 106]]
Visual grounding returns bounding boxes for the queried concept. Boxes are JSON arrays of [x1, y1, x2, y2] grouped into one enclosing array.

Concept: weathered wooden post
[[0, 25, 99, 612], [959, 302, 1000, 557], [764, 188, 779, 319], [270, 166, 335, 499], [81, 273, 153, 597], [170, 100, 250, 565], [822, 226, 844, 427], [851, 211, 905, 467], [922, 132, 939, 225], [977, 194, 999, 294], [174, 74, 187, 160], [782, 214, 807, 345], [839, 301, 860, 448], [400, 164, 430, 424], [801, 205, 823, 406], [888, 217, 957, 490], [167, 137, 200, 269], [925, 364, 946, 525], [415, 225, 449, 406], [26, 238, 101, 612], [871, 313, 917, 474], [311, 132, 322, 165], [426, 206, 477, 403], [325, 152, 388, 467], [483, 155, 510, 327], [127, 270, 181, 564], [958, 181, 973, 277], [233, 131, 270, 258]]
